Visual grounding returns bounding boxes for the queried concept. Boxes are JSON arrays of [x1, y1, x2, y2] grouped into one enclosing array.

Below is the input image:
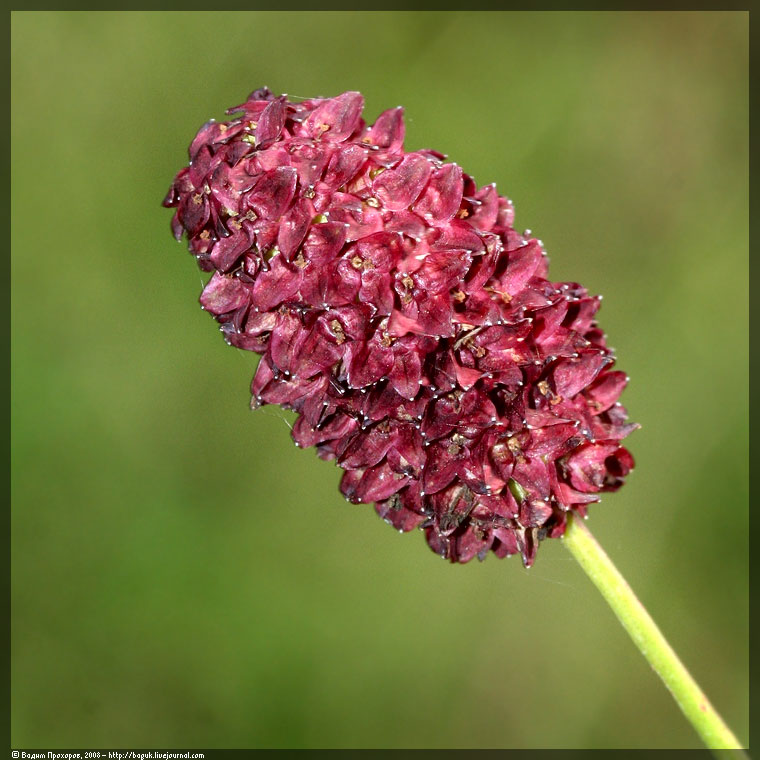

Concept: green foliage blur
[[11, 11, 748, 750]]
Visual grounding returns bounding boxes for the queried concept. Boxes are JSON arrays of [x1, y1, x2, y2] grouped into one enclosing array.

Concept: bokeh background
[[11, 11, 748, 750]]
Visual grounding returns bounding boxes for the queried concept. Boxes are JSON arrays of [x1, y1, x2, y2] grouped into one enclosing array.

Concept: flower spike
[[164, 89, 637, 567]]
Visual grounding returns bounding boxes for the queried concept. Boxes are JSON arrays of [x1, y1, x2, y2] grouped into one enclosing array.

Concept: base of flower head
[[370, 473, 611, 568]]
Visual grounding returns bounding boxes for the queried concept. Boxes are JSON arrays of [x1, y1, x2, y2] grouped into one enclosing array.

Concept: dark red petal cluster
[[164, 88, 637, 567]]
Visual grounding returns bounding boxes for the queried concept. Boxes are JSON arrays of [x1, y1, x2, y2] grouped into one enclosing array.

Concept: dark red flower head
[[164, 88, 637, 567]]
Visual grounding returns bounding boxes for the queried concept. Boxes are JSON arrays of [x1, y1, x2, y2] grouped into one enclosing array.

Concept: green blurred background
[[11, 11, 748, 750]]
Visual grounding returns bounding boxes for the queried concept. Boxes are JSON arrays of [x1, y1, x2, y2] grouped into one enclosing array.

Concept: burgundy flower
[[164, 88, 637, 567]]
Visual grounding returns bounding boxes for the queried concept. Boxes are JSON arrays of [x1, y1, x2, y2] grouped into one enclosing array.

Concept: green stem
[[562, 513, 746, 757]]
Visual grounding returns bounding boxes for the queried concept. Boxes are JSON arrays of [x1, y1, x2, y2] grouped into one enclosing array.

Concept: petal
[[303, 221, 348, 264], [251, 355, 275, 401], [451, 524, 492, 564], [563, 442, 624, 493], [199, 272, 250, 315], [327, 199, 384, 241], [188, 119, 245, 161], [170, 211, 183, 241], [209, 227, 253, 272], [354, 231, 403, 270], [492, 239, 543, 296], [373, 153, 433, 211], [534, 298, 569, 341], [245, 167, 297, 218], [518, 500, 553, 528], [376, 495, 426, 532], [326, 304, 371, 340], [244, 309, 277, 341], [412, 163, 464, 223], [339, 426, 394, 470], [516, 526, 538, 568], [434, 485, 476, 536], [323, 144, 368, 190], [277, 198, 314, 258], [345, 339, 393, 389], [389, 347, 422, 400], [527, 423, 582, 457], [251, 255, 302, 311], [306, 92, 365, 142], [454, 362, 483, 391], [451, 290, 502, 328], [414, 251, 470, 293], [389, 294, 455, 338], [468, 184, 499, 231], [293, 413, 358, 448], [585, 371, 629, 413], [566, 295, 602, 334], [552, 351, 611, 399], [254, 362, 325, 408], [163, 167, 190, 208], [425, 528, 451, 559], [428, 219, 485, 254], [178, 192, 210, 236], [492, 526, 519, 558], [339, 468, 364, 503], [293, 327, 344, 378], [496, 196, 516, 228], [386, 426, 426, 476], [364, 106, 405, 151], [384, 210, 427, 240], [356, 460, 409, 502], [299, 259, 360, 309], [512, 457, 552, 501], [358, 269, 394, 316], [255, 97, 286, 147], [187, 145, 216, 188], [269, 310, 307, 374], [422, 443, 460, 495], [536, 326, 589, 360], [287, 141, 333, 187], [386, 309, 421, 338], [362, 383, 431, 425], [209, 161, 258, 212]]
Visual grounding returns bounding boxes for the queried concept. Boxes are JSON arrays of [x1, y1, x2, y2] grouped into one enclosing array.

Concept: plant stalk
[[562, 513, 746, 757]]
